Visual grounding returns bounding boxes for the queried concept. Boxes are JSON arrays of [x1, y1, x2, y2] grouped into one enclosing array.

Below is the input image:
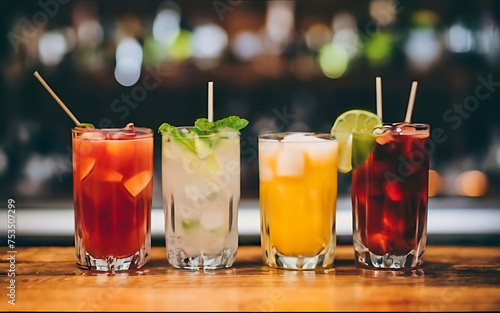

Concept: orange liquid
[[260, 145, 338, 257], [72, 135, 153, 259]]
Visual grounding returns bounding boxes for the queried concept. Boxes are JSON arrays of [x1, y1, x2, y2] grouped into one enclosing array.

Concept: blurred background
[[1, 0, 499, 245]]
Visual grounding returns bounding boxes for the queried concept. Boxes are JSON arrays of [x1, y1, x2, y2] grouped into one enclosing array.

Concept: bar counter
[[1, 245, 499, 311]]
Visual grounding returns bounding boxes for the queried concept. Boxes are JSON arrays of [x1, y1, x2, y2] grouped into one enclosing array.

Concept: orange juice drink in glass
[[259, 132, 338, 269], [72, 125, 153, 271]]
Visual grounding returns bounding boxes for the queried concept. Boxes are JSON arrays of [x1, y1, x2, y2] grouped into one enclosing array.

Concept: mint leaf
[[158, 122, 196, 153], [79, 123, 95, 128], [194, 118, 215, 131], [213, 116, 249, 131]]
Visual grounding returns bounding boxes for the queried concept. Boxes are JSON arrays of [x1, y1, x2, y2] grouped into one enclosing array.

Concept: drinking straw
[[208, 81, 214, 122], [33, 71, 81, 126], [376, 77, 382, 120], [405, 81, 418, 123]]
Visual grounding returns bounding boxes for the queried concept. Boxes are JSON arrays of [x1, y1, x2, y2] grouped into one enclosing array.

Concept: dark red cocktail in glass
[[352, 123, 430, 269]]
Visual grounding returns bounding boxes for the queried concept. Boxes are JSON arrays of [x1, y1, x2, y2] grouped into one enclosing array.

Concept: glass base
[[354, 248, 424, 269], [167, 248, 237, 270], [76, 250, 149, 272], [264, 245, 335, 270]]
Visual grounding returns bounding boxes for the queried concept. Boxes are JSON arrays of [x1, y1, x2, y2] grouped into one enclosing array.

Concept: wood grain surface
[[1, 245, 500, 311]]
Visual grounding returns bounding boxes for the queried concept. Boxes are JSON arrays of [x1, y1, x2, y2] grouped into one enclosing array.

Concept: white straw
[[376, 76, 382, 120], [208, 81, 214, 122], [405, 81, 418, 123], [34, 71, 81, 126]]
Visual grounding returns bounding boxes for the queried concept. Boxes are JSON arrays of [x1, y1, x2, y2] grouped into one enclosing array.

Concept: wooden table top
[[1, 245, 500, 311]]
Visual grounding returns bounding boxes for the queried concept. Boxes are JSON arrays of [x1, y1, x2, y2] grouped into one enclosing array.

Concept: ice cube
[[259, 162, 274, 182], [123, 170, 152, 197], [282, 132, 320, 142], [200, 203, 225, 230], [79, 157, 96, 180], [397, 124, 417, 136], [276, 144, 304, 177], [184, 184, 209, 209], [178, 202, 201, 221], [259, 140, 280, 159], [81, 131, 105, 141], [384, 181, 403, 202], [94, 167, 123, 182], [283, 133, 338, 162], [107, 132, 137, 140], [375, 133, 394, 145], [302, 140, 338, 162]]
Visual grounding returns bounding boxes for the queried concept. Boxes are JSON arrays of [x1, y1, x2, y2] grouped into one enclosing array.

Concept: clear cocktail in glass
[[72, 125, 153, 271], [161, 127, 241, 269], [259, 132, 339, 269]]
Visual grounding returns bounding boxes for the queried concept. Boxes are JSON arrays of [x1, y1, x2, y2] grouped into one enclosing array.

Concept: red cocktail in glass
[[72, 126, 153, 271], [352, 123, 430, 269]]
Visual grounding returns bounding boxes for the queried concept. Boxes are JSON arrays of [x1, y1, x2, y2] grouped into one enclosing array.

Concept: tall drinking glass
[[351, 123, 430, 269], [162, 128, 240, 269], [259, 132, 338, 269], [72, 126, 153, 271]]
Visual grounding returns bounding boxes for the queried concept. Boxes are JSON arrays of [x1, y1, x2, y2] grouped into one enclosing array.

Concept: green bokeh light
[[318, 43, 349, 79]]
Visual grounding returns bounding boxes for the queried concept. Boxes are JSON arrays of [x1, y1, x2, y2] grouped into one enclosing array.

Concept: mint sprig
[[194, 116, 249, 132], [158, 116, 249, 159]]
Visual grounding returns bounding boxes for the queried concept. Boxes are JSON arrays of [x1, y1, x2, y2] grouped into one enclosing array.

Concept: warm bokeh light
[[428, 170, 442, 197], [369, 0, 397, 26], [265, 1, 294, 55], [305, 24, 331, 51], [77, 20, 103, 48], [456, 170, 489, 197]]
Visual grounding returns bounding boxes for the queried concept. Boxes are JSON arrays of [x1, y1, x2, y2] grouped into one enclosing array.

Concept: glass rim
[[332, 122, 430, 136], [71, 126, 153, 139], [258, 131, 334, 142], [161, 126, 240, 138]]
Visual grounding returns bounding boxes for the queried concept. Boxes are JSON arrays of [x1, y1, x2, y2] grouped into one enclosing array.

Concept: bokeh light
[[192, 24, 228, 59], [369, 0, 397, 26], [77, 20, 103, 48], [115, 37, 143, 86], [232, 32, 262, 61], [152, 9, 180, 45], [456, 170, 489, 197], [404, 29, 441, 72], [305, 24, 331, 51], [428, 170, 443, 197], [365, 32, 393, 66], [446, 22, 473, 53], [38, 31, 68, 66], [318, 43, 349, 79], [169, 30, 192, 60]]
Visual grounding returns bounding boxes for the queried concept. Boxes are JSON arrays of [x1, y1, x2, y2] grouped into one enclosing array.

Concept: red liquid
[[352, 129, 429, 256], [73, 131, 153, 259]]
